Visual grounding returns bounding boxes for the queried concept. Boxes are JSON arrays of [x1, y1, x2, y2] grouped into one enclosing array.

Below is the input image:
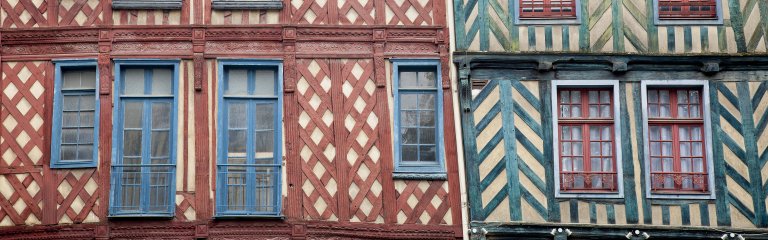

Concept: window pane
[[228, 130, 247, 155], [401, 128, 417, 144], [61, 145, 77, 160], [254, 70, 276, 96], [228, 103, 247, 129], [573, 157, 583, 171], [62, 129, 78, 143], [152, 102, 172, 129], [78, 145, 93, 160], [401, 145, 418, 161], [79, 111, 94, 127], [63, 96, 79, 111], [151, 69, 173, 95], [648, 90, 658, 103], [418, 72, 436, 88], [151, 131, 170, 158], [401, 110, 418, 126], [399, 72, 418, 88], [255, 131, 274, 157], [420, 146, 436, 162], [255, 104, 274, 130], [63, 71, 81, 89], [400, 94, 418, 110], [560, 91, 570, 104], [588, 91, 598, 104], [124, 69, 145, 95], [124, 102, 143, 128], [419, 128, 436, 144], [562, 157, 572, 171], [63, 112, 79, 127], [418, 94, 435, 110], [79, 128, 94, 143], [419, 111, 435, 126], [226, 69, 248, 95], [123, 130, 142, 157], [600, 91, 610, 103], [80, 95, 95, 110], [80, 70, 97, 89]]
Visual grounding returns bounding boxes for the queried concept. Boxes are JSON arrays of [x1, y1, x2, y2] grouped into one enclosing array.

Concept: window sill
[[392, 172, 447, 180], [655, 19, 723, 26], [647, 192, 714, 200], [515, 18, 581, 25], [50, 162, 97, 169], [212, 0, 283, 10], [112, 0, 183, 10], [556, 192, 623, 199], [108, 213, 175, 218]]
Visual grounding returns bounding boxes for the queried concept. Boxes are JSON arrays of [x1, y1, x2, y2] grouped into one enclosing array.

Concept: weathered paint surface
[[460, 62, 768, 232], [453, 0, 768, 53]]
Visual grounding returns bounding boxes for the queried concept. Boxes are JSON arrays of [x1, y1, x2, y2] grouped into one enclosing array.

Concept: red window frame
[[647, 88, 709, 194], [557, 89, 618, 193], [519, 0, 577, 19], [658, 0, 718, 20]]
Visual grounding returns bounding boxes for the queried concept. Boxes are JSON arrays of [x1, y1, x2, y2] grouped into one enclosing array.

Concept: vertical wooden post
[[97, 29, 113, 221], [282, 27, 303, 222], [193, 28, 211, 220], [42, 61, 56, 225], [331, 59, 350, 222], [438, 30, 463, 237], [372, 29, 397, 224]]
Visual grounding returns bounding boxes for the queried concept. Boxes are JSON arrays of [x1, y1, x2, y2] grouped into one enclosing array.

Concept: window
[[519, 0, 576, 19], [514, 0, 581, 24], [212, 0, 283, 9], [112, 0, 183, 9], [654, 0, 722, 25], [51, 61, 99, 169], [642, 81, 714, 199], [110, 61, 178, 216], [216, 60, 282, 216], [552, 81, 623, 198], [393, 60, 445, 177]]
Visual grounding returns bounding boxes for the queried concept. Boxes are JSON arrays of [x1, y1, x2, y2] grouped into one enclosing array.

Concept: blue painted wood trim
[[499, 80, 522, 221], [700, 202, 711, 226], [479, 0, 489, 51], [569, 199, 579, 223], [391, 59, 446, 174], [606, 204, 616, 224], [589, 202, 597, 224], [562, 26, 571, 50], [681, 204, 691, 225], [646, 0, 659, 52], [50, 59, 100, 169], [458, 67, 485, 221], [709, 81, 732, 226], [215, 59, 284, 217], [620, 82, 640, 224], [109, 59, 180, 217], [726, 0, 748, 52], [629, 82, 653, 224], [667, 27, 676, 52], [578, 0, 589, 51], [611, 0, 624, 52], [662, 205, 670, 225], [545, 26, 553, 50], [454, 0, 468, 50], [539, 81, 559, 222], [735, 81, 766, 227]]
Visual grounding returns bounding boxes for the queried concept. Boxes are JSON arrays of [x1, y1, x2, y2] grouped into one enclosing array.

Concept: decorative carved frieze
[[205, 41, 283, 54], [2, 43, 98, 55], [296, 42, 372, 55], [384, 42, 436, 54], [112, 42, 192, 54], [112, 29, 193, 41]]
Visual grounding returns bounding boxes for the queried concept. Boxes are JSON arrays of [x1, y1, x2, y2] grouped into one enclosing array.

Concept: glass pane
[[401, 128, 417, 144], [659, 90, 670, 103], [417, 71, 437, 88], [63, 112, 79, 127], [600, 91, 610, 103], [226, 69, 248, 95], [562, 157, 572, 171], [419, 128, 435, 144], [650, 105, 659, 117], [78, 145, 93, 160], [588, 91, 598, 104], [692, 127, 702, 141], [693, 142, 703, 156], [123, 69, 145, 95], [570, 91, 581, 103], [573, 143, 583, 156], [602, 142, 611, 156], [651, 142, 660, 156], [663, 158, 673, 171], [255, 104, 274, 130], [400, 94, 418, 109], [561, 126, 571, 140], [571, 126, 582, 140], [691, 105, 700, 118], [681, 158, 692, 172], [401, 146, 418, 161], [63, 71, 81, 89], [80, 70, 97, 89], [419, 111, 435, 126], [591, 158, 601, 171], [61, 145, 76, 160], [648, 90, 658, 103], [589, 106, 598, 118], [690, 91, 700, 103], [80, 95, 95, 110], [589, 127, 599, 139], [255, 131, 274, 157], [123, 102, 143, 128], [679, 105, 689, 118], [661, 126, 672, 140], [560, 106, 570, 118], [420, 146, 436, 162], [151, 131, 170, 158], [63, 96, 79, 111], [562, 142, 571, 155], [652, 158, 661, 171], [602, 158, 612, 171], [228, 103, 247, 129], [571, 105, 581, 117], [401, 110, 418, 126], [79, 111, 93, 128], [123, 130, 142, 157], [662, 143, 672, 156], [228, 130, 247, 155], [254, 70, 276, 96], [590, 142, 600, 155], [601, 126, 611, 140], [152, 102, 172, 129], [560, 91, 570, 104], [418, 94, 435, 110], [79, 128, 94, 143], [680, 142, 691, 157], [600, 105, 610, 118], [62, 129, 78, 143], [694, 158, 704, 172], [678, 90, 689, 103], [573, 157, 583, 171], [151, 69, 173, 95], [399, 71, 418, 88], [679, 127, 689, 141]]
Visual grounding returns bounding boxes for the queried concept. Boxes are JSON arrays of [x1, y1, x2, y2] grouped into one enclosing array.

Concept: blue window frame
[[51, 60, 99, 169], [392, 60, 445, 176], [110, 60, 179, 217], [216, 60, 283, 217]]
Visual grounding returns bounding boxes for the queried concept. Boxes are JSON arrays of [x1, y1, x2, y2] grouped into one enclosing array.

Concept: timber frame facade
[[0, 0, 463, 239], [454, 0, 768, 239]]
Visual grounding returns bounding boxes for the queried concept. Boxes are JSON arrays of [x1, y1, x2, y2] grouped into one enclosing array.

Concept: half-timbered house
[[454, 0, 768, 239], [0, 0, 463, 239]]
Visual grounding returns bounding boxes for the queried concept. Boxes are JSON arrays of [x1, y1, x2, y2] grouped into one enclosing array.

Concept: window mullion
[[140, 99, 152, 212], [246, 100, 256, 213]]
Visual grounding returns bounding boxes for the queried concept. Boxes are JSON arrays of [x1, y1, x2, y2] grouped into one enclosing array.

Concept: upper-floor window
[[519, 0, 576, 19], [642, 81, 714, 199], [654, 0, 722, 25], [552, 81, 623, 198], [514, 0, 581, 25], [51, 61, 99, 169], [112, 0, 183, 9], [393, 60, 446, 178], [216, 60, 283, 216], [110, 61, 178, 216]]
